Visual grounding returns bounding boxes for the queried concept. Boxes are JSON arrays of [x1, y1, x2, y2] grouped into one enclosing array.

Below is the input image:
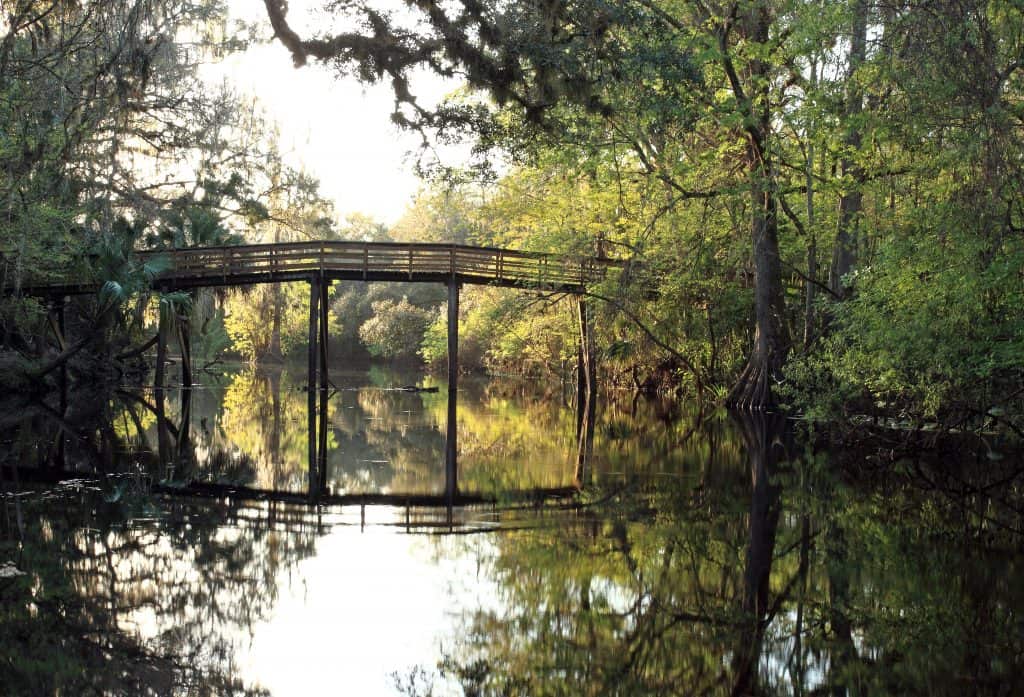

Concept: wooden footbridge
[[11, 240, 614, 500], [19, 240, 618, 296]]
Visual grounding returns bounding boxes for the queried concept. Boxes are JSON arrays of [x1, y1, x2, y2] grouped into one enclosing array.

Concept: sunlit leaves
[[359, 297, 434, 359]]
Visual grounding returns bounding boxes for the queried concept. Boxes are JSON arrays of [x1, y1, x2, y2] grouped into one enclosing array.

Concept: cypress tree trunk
[[725, 1, 791, 409], [727, 168, 790, 409]]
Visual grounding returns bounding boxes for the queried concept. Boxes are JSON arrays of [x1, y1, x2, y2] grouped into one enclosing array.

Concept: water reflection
[[158, 365, 593, 497], [421, 414, 1024, 696], [0, 482, 307, 695], [2, 370, 1024, 695], [6, 364, 716, 499]]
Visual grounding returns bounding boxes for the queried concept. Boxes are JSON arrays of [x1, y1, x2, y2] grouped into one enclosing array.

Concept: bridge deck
[[11, 241, 620, 295]]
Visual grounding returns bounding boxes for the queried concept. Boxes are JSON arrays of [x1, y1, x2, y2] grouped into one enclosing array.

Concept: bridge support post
[[155, 299, 167, 391], [177, 386, 192, 471], [574, 296, 596, 487], [55, 297, 67, 468], [53, 297, 67, 398], [174, 308, 193, 473], [576, 340, 585, 437], [575, 298, 596, 412], [307, 275, 320, 497], [445, 281, 459, 503], [318, 277, 330, 488], [178, 318, 191, 388], [155, 298, 171, 468]]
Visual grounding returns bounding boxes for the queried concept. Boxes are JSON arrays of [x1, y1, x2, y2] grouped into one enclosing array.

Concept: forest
[[3, 3, 1024, 695], [0, 0, 1021, 432]]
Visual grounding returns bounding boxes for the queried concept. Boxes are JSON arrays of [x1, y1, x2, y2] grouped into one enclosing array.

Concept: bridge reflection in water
[[7, 367, 599, 521], [150, 373, 594, 512], [16, 240, 613, 499]]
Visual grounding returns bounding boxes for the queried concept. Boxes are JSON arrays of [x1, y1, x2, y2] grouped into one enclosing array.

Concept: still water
[[1, 365, 1023, 695]]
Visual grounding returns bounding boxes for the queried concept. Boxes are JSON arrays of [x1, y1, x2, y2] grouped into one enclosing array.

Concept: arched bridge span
[[19, 240, 620, 296]]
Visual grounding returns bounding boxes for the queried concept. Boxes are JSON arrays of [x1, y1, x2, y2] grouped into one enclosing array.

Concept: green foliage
[[786, 223, 1024, 422], [419, 312, 448, 368], [1, 0, 1022, 429], [0, 0, 339, 377], [224, 282, 341, 362], [389, 186, 484, 244], [359, 297, 434, 359]]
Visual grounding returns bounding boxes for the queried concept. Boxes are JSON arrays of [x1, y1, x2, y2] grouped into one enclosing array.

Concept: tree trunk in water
[[727, 183, 789, 409], [29, 335, 91, 381], [725, 0, 790, 409]]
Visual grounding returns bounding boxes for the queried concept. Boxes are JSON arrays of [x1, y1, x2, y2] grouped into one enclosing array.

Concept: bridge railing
[[6, 240, 622, 294], [134, 241, 616, 288]]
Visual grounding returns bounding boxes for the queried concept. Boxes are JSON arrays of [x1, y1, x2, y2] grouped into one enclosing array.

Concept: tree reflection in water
[[3, 368, 1024, 695], [414, 414, 1024, 697], [0, 482, 319, 695]]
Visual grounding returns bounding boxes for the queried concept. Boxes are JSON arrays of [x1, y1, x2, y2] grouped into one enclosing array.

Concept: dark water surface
[[2, 365, 1023, 695]]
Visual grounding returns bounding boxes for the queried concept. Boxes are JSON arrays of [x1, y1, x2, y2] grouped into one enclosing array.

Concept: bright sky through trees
[[200, 1, 467, 225]]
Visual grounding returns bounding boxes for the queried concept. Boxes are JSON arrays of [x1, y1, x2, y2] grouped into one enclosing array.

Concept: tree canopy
[[258, 0, 1023, 426], [0, 0, 1019, 432]]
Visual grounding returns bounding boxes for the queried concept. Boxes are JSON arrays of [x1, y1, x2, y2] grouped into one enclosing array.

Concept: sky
[[200, 1, 469, 226]]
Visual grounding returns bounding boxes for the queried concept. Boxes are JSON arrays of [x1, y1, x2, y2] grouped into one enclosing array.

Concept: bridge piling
[[574, 297, 596, 486], [155, 301, 167, 391], [575, 298, 596, 413], [317, 277, 329, 482], [179, 320, 191, 388], [307, 275, 320, 496], [445, 280, 459, 504], [51, 297, 68, 468], [154, 301, 172, 469]]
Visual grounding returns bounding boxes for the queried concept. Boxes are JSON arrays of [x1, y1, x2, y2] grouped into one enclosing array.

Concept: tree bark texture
[[726, 1, 791, 409]]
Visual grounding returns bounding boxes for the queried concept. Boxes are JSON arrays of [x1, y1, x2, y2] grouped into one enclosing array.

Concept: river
[[1, 364, 1022, 695]]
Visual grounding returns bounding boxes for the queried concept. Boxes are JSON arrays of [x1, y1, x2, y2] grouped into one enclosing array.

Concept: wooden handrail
[[13, 240, 625, 295]]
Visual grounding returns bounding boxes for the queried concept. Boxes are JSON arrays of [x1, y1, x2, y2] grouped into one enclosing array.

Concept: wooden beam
[[155, 300, 167, 391], [577, 297, 596, 398], [46, 299, 67, 352], [575, 297, 597, 486], [317, 277, 329, 484], [445, 281, 459, 504], [178, 318, 191, 388], [155, 303, 172, 469], [307, 274, 320, 497], [57, 297, 67, 468], [576, 341, 585, 437]]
